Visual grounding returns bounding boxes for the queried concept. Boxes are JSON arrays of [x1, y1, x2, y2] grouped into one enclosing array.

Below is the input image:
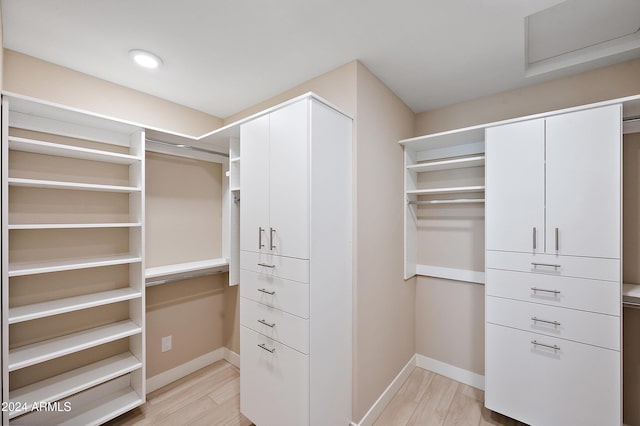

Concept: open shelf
[[146, 258, 229, 286], [407, 155, 485, 173], [10, 377, 143, 426], [414, 264, 485, 284], [8, 223, 141, 230], [8, 177, 140, 193], [623, 283, 640, 307], [8, 320, 142, 372], [8, 254, 142, 277], [230, 156, 240, 163], [409, 198, 485, 205], [406, 185, 485, 196], [9, 288, 142, 324], [8, 353, 141, 419], [8, 136, 141, 164]]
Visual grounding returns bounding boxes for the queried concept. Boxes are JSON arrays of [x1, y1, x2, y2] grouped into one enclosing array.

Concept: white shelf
[[406, 185, 485, 196], [8, 254, 142, 277], [407, 155, 485, 173], [230, 156, 241, 163], [230, 186, 240, 191], [8, 136, 140, 164], [8, 177, 140, 193], [146, 258, 229, 286], [9, 288, 142, 324], [409, 198, 485, 205], [414, 264, 485, 284], [400, 125, 486, 151], [623, 283, 640, 304], [8, 223, 141, 230], [8, 353, 141, 419], [8, 320, 142, 371], [11, 385, 143, 426]]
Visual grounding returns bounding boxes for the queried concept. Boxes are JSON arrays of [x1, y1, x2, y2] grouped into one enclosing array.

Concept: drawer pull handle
[[531, 262, 561, 269], [531, 340, 560, 351], [270, 227, 276, 251], [257, 263, 276, 268], [530, 287, 560, 295], [258, 319, 276, 328], [532, 227, 536, 250], [555, 227, 559, 251], [531, 317, 561, 327], [257, 288, 276, 295], [258, 343, 276, 353]]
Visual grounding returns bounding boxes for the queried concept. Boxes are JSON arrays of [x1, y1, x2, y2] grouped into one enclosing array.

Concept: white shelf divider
[[406, 185, 485, 196], [8, 352, 141, 419], [8, 177, 140, 193], [8, 136, 141, 164], [407, 155, 485, 173], [8, 288, 141, 324], [8, 223, 141, 230], [8, 320, 141, 372], [8, 254, 142, 277]]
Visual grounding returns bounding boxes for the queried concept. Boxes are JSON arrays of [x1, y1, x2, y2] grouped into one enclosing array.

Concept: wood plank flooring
[[106, 360, 523, 426]]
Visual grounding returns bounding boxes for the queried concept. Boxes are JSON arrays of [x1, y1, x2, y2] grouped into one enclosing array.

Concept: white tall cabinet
[[239, 95, 352, 426], [485, 105, 622, 425]]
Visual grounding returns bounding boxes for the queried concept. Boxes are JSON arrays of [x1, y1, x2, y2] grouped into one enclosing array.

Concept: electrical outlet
[[162, 335, 172, 352]]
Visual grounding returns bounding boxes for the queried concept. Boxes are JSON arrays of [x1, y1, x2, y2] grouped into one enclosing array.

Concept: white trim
[[145, 348, 224, 393], [352, 355, 416, 426], [415, 354, 485, 391], [224, 347, 240, 368]]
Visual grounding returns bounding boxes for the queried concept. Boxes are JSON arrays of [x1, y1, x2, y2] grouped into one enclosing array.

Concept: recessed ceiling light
[[129, 49, 163, 69]]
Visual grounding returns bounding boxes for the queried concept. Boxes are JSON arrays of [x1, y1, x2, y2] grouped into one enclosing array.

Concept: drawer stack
[[485, 252, 621, 425]]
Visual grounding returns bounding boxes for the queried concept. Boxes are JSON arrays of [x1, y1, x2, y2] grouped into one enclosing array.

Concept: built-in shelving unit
[[2, 94, 145, 425], [400, 125, 486, 282]]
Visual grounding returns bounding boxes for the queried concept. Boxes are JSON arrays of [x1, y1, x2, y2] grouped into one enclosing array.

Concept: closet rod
[[408, 199, 485, 205], [146, 269, 227, 287], [146, 138, 229, 157]]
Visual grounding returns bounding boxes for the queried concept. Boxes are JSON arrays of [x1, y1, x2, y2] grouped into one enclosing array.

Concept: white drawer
[[240, 269, 309, 319], [240, 326, 309, 426], [486, 269, 620, 316], [241, 250, 309, 283], [486, 296, 620, 350], [240, 298, 309, 354], [486, 250, 620, 282], [485, 323, 620, 426]]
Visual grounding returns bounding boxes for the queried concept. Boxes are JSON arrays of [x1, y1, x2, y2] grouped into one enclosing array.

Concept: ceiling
[[2, 0, 640, 119]]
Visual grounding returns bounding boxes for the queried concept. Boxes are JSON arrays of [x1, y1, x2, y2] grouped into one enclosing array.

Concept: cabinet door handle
[[531, 317, 561, 327], [258, 227, 265, 249], [258, 319, 276, 328], [531, 287, 561, 295], [270, 227, 276, 250], [532, 227, 536, 250], [257, 288, 276, 295], [531, 262, 561, 269], [555, 227, 559, 251], [257, 263, 275, 268], [257, 343, 276, 353], [531, 340, 560, 351]]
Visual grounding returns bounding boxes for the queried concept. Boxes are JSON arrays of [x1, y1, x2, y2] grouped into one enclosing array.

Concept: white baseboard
[[146, 347, 225, 393], [415, 354, 485, 391], [224, 347, 240, 368], [352, 354, 417, 426]]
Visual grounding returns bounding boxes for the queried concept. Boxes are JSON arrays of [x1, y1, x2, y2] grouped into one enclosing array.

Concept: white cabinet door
[[486, 119, 545, 253], [269, 99, 310, 259], [240, 114, 270, 253], [546, 105, 621, 258]]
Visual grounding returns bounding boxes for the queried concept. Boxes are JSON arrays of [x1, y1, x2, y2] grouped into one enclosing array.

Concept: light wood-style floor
[[106, 360, 524, 426]]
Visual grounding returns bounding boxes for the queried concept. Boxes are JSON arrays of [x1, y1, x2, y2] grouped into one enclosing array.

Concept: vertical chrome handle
[[270, 227, 276, 250], [258, 319, 276, 328], [555, 227, 559, 251], [257, 343, 275, 353], [258, 227, 265, 249], [531, 340, 560, 351], [532, 227, 536, 250]]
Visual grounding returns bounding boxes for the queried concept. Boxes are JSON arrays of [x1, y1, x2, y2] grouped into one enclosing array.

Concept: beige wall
[[414, 58, 640, 424], [3, 50, 223, 136], [415, 58, 640, 135], [353, 62, 416, 421]]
